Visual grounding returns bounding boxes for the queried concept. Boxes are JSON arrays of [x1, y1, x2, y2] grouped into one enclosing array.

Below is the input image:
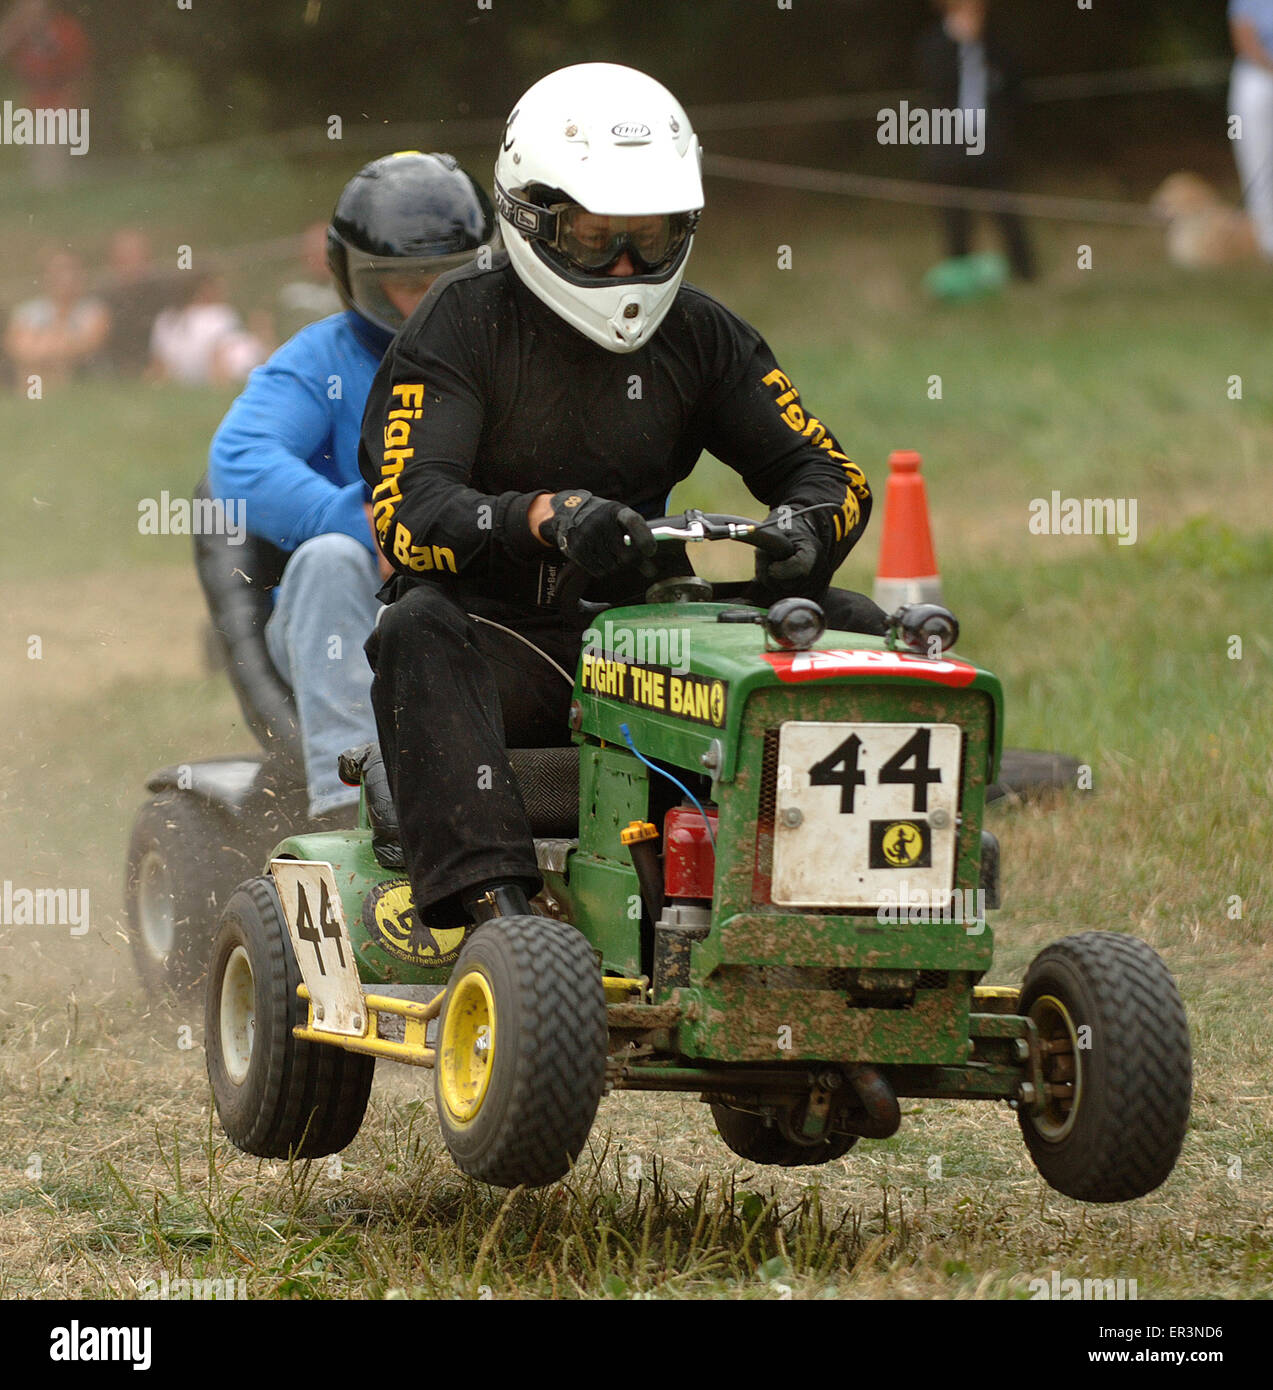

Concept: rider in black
[[359, 63, 883, 930]]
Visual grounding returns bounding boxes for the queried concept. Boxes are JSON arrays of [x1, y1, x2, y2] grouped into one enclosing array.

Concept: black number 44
[[294, 878, 347, 976], [809, 728, 941, 814]]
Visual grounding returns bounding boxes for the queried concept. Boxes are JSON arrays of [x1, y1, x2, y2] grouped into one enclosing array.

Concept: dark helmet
[[326, 151, 499, 334]]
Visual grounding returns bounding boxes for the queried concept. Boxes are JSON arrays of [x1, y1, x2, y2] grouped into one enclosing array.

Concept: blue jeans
[[265, 533, 381, 817]]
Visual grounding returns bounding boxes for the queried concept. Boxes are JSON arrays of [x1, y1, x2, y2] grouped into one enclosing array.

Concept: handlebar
[[629, 509, 796, 562]]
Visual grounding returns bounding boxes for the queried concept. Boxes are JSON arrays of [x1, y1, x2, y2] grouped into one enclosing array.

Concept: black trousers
[[928, 154, 1036, 282], [365, 582, 888, 927], [941, 203, 1035, 281]]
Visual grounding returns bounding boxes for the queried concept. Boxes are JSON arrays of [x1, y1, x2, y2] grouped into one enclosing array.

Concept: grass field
[[0, 156, 1270, 1300]]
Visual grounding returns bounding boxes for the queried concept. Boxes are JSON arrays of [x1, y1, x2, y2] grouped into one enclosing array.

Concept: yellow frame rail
[[293, 985, 445, 1068]]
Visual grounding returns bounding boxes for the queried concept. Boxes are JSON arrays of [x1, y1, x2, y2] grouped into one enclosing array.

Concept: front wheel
[[205, 876, 374, 1158], [1018, 931, 1191, 1203], [434, 916, 607, 1189]]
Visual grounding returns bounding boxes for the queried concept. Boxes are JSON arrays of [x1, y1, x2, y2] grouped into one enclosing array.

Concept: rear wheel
[[435, 916, 607, 1188], [205, 876, 374, 1158], [125, 793, 252, 997], [1018, 931, 1191, 1202], [710, 1102, 859, 1167]]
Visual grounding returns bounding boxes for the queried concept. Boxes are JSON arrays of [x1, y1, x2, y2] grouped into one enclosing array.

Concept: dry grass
[[1, 962, 1268, 1300], [1, 729, 1269, 1298]]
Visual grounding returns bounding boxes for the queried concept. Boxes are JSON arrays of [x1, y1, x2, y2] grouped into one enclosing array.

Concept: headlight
[[889, 603, 959, 655], [763, 598, 825, 650]]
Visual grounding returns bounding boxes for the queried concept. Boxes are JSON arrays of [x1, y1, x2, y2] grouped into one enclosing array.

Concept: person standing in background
[[0, 0, 90, 186], [1229, 0, 1273, 259], [915, 0, 1035, 280]]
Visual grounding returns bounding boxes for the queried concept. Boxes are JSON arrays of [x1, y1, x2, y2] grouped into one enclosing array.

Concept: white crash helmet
[[494, 63, 704, 353]]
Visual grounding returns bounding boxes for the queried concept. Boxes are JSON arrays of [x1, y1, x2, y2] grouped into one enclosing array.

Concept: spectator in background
[[98, 229, 185, 375], [0, 0, 90, 186], [4, 248, 108, 390], [275, 221, 343, 340], [149, 273, 271, 386], [915, 0, 1035, 280], [1228, 0, 1273, 259]]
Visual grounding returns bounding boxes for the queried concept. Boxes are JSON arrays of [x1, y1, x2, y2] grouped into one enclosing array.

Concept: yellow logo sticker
[[362, 879, 466, 967], [882, 822, 926, 867]]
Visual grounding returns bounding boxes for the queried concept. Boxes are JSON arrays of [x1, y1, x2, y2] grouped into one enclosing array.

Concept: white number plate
[[770, 722, 962, 908], [271, 859, 366, 1037]]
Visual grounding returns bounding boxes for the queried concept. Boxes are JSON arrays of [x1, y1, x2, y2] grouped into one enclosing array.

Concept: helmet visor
[[552, 206, 697, 274], [344, 246, 485, 329]]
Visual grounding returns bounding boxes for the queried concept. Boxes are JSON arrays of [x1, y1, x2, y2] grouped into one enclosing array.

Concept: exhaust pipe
[[841, 1063, 901, 1138]]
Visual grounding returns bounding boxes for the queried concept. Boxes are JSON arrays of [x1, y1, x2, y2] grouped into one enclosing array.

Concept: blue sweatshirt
[[209, 311, 392, 555]]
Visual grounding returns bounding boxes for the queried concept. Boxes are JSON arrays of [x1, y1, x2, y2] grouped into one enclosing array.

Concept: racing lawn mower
[[203, 511, 1192, 1200]]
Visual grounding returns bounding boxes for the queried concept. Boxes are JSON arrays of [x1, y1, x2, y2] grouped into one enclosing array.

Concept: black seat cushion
[[340, 743, 579, 870], [507, 747, 580, 838]]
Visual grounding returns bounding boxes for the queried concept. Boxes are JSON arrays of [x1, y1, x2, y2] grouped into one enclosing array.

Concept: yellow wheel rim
[[1027, 993, 1082, 1141], [438, 968, 496, 1124]]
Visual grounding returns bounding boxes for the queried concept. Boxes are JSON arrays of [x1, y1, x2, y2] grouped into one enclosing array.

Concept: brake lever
[[625, 509, 761, 545], [638, 521, 704, 543]]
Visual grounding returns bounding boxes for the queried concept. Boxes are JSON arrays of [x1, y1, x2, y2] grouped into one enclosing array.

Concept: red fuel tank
[[663, 805, 719, 901]]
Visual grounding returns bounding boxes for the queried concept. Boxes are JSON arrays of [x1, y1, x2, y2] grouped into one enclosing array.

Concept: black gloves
[[754, 505, 822, 594], [539, 488, 658, 578]]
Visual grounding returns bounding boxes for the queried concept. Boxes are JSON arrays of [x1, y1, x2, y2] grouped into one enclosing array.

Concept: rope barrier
[[1022, 57, 1231, 103], [691, 58, 1232, 133], [704, 153, 1167, 228]]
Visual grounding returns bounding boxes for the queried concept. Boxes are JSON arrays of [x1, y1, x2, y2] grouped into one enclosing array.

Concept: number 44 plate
[[271, 859, 367, 1037], [771, 722, 962, 909]]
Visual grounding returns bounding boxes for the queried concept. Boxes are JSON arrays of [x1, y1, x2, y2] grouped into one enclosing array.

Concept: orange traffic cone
[[873, 449, 943, 611]]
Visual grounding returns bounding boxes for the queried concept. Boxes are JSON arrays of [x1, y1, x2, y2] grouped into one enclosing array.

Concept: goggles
[[496, 182, 700, 276], [552, 206, 697, 273]]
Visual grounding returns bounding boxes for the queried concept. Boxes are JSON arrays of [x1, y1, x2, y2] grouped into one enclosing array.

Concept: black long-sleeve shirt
[[358, 253, 871, 609]]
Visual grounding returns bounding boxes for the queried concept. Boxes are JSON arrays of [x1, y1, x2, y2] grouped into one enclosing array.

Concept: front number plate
[[271, 859, 367, 1037], [771, 722, 962, 908]]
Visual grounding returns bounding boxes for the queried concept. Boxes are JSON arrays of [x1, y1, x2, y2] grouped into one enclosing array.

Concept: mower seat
[[340, 742, 580, 871], [192, 472, 302, 768]]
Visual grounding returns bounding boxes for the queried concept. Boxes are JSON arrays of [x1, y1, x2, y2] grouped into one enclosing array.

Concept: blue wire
[[618, 722, 717, 849]]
